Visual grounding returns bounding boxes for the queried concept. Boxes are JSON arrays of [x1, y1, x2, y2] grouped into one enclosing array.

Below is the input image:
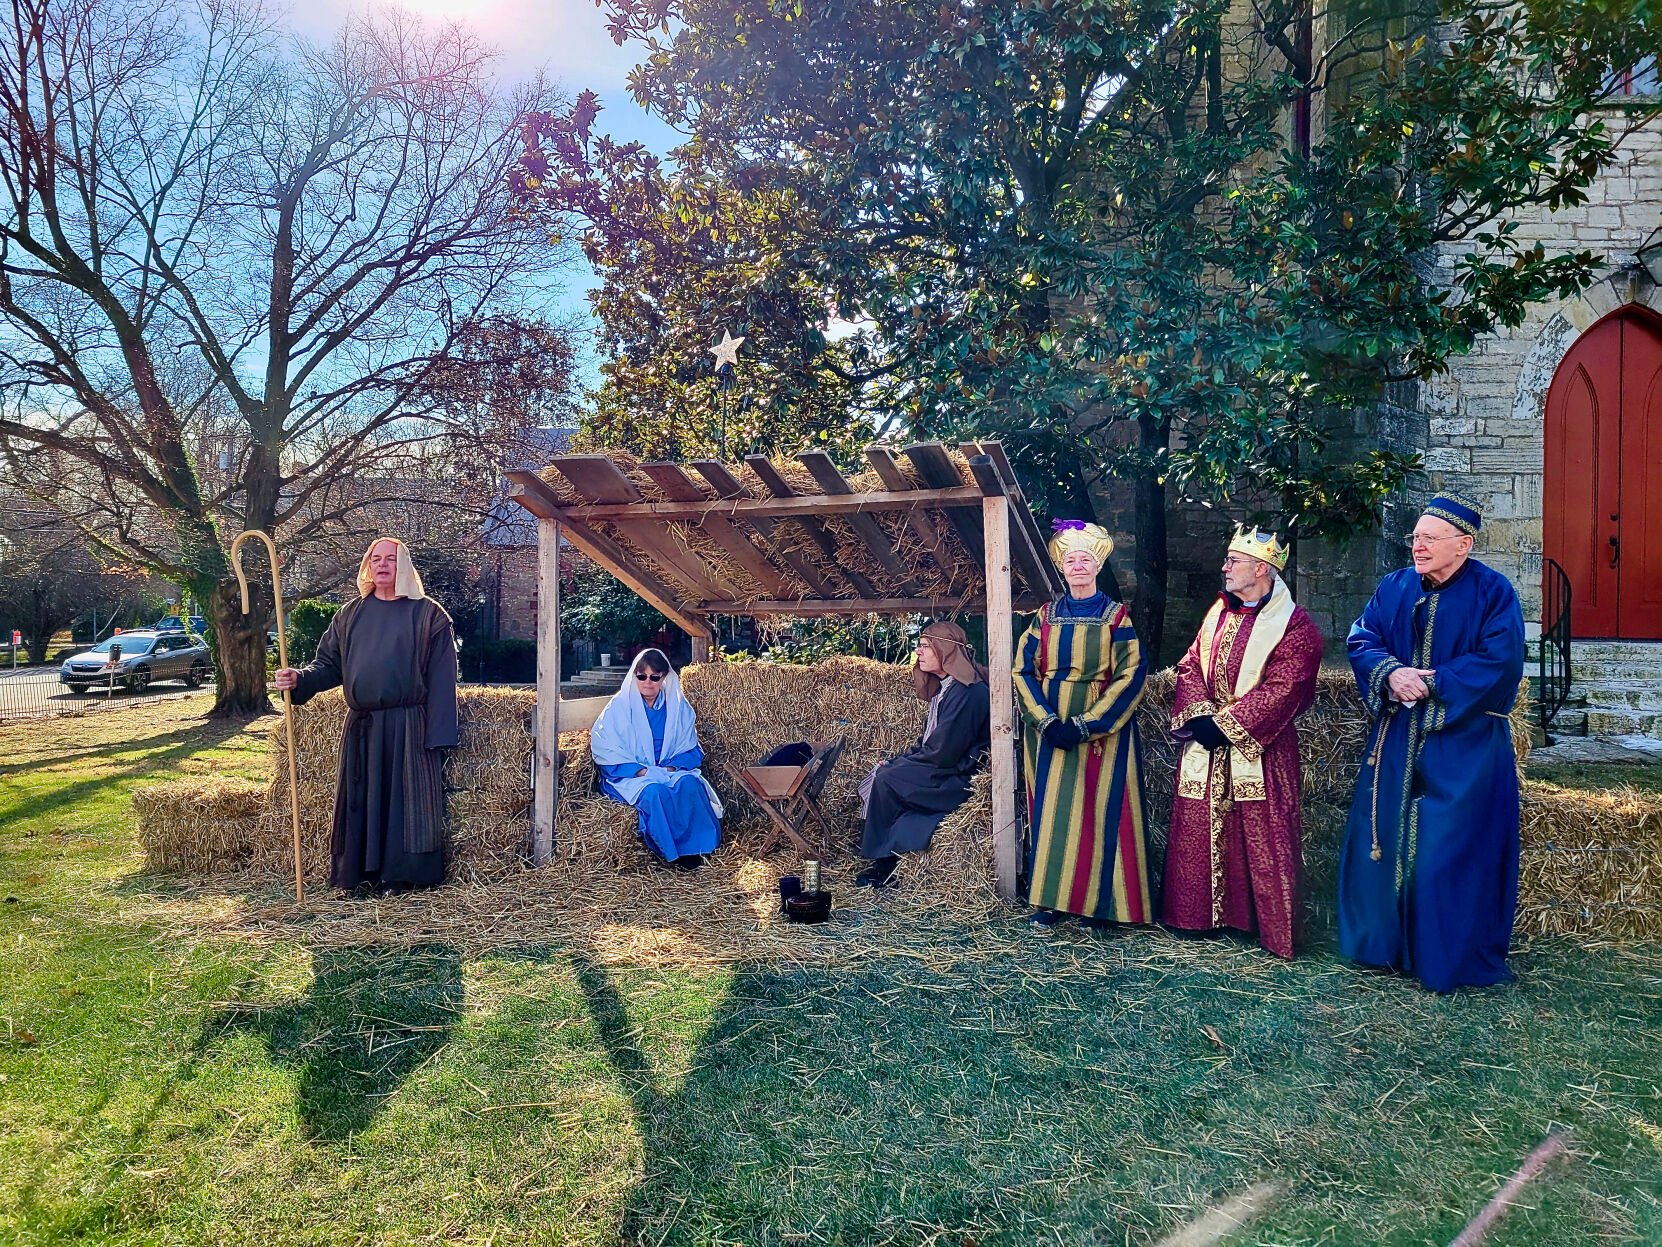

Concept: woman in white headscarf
[[590, 648, 723, 870], [275, 536, 458, 891]]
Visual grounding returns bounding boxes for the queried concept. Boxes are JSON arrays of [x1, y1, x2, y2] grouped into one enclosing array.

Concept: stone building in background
[[1099, 10, 1662, 739]]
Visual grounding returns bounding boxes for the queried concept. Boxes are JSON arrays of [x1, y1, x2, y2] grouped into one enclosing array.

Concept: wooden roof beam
[[864, 446, 962, 591], [533, 486, 985, 523], [640, 462, 799, 600], [967, 455, 1055, 605], [797, 450, 922, 596], [548, 457, 728, 601], [744, 456, 878, 598], [698, 596, 1049, 616], [961, 440, 1064, 599], [903, 441, 989, 567], [690, 460, 839, 598], [702, 597, 983, 616], [506, 471, 709, 637]]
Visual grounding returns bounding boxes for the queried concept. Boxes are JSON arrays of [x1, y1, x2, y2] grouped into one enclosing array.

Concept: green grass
[[3, 700, 1661, 1246], [1527, 757, 1662, 797]]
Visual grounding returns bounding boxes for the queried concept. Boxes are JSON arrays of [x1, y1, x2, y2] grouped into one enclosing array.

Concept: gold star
[[709, 329, 745, 370]]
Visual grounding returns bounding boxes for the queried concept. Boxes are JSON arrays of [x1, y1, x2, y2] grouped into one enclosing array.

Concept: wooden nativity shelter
[[506, 440, 1062, 900]]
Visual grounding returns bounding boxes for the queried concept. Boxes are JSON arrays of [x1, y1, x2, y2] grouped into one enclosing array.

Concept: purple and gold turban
[[1047, 519, 1115, 571]]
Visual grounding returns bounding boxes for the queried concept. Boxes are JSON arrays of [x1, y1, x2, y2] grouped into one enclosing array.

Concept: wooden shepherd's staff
[[230, 530, 305, 904]]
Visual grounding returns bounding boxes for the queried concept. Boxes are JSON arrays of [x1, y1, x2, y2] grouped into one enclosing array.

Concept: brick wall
[[491, 548, 540, 641]]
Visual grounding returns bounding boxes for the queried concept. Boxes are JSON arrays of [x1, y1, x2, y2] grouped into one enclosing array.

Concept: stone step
[[1549, 709, 1589, 738], [1585, 709, 1662, 740], [560, 678, 622, 695], [1567, 641, 1662, 663], [1581, 686, 1662, 713], [1568, 674, 1662, 694], [574, 668, 627, 684]]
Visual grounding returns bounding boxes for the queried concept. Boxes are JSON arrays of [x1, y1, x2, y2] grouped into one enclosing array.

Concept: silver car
[[58, 630, 213, 693]]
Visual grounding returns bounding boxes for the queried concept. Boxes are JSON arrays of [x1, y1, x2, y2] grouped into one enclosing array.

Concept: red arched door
[[1544, 307, 1662, 639]]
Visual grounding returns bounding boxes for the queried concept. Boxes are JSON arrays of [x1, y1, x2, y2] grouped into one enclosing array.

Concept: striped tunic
[[1015, 595, 1153, 921]]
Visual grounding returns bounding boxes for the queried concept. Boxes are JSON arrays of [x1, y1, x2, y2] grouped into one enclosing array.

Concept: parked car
[[154, 614, 209, 635], [58, 630, 213, 693]]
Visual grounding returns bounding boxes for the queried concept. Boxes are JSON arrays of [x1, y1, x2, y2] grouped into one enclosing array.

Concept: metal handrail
[[1538, 557, 1573, 738]]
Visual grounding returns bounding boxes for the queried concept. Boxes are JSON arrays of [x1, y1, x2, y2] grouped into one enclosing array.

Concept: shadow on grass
[[218, 943, 463, 1141], [557, 921, 1660, 1247], [0, 718, 252, 824]]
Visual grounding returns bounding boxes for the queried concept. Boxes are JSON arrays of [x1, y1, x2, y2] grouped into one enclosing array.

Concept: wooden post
[[982, 496, 1019, 901], [690, 633, 711, 664], [532, 516, 561, 865]]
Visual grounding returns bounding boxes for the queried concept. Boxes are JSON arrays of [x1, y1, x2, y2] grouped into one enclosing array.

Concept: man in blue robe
[[1339, 492, 1525, 992]]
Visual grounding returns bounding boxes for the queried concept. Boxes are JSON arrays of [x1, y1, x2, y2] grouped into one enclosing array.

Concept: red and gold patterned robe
[[1162, 583, 1322, 957]]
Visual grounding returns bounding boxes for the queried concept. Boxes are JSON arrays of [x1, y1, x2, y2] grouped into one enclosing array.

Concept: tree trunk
[[1131, 412, 1171, 665], [207, 576, 274, 716]]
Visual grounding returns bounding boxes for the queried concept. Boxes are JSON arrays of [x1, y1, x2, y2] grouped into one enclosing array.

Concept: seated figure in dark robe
[[275, 537, 458, 891], [591, 648, 723, 871], [855, 620, 991, 888]]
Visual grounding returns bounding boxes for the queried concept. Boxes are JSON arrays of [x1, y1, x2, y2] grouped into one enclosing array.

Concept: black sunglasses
[[635, 671, 666, 682]]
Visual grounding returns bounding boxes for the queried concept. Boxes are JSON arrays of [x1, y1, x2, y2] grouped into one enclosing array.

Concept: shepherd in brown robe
[[1162, 524, 1322, 957], [275, 537, 459, 891]]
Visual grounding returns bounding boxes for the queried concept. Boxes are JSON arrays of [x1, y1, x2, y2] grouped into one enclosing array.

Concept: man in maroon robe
[[1161, 525, 1323, 957]]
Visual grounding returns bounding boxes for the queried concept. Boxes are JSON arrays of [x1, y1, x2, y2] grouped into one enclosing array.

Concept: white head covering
[[356, 537, 427, 599], [589, 651, 723, 815]]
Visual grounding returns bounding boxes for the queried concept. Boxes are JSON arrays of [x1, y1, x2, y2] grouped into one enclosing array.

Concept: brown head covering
[[355, 536, 427, 600], [911, 619, 988, 702]]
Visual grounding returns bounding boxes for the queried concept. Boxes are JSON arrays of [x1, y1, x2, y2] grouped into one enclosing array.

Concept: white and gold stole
[[1177, 576, 1296, 806]]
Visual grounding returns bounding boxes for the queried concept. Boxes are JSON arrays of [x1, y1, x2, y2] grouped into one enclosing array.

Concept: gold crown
[[1227, 523, 1288, 572]]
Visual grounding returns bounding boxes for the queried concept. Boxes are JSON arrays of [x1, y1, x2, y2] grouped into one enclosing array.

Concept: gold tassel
[[1367, 702, 1395, 864]]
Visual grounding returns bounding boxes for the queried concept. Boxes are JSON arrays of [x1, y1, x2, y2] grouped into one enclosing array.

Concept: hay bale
[[147, 656, 1653, 952], [1516, 780, 1662, 942], [890, 771, 999, 915], [135, 777, 267, 874], [1511, 678, 1532, 773], [682, 656, 924, 853], [555, 794, 652, 871], [256, 687, 541, 883]]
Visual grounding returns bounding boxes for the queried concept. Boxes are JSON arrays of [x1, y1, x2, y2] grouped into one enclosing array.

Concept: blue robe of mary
[[1339, 558, 1524, 993], [598, 698, 721, 862]]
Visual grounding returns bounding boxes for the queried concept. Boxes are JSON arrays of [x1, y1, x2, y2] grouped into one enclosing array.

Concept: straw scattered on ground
[[130, 663, 1652, 960]]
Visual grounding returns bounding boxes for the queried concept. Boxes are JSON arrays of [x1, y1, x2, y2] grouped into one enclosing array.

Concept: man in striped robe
[[1163, 525, 1323, 958], [1015, 520, 1154, 929]]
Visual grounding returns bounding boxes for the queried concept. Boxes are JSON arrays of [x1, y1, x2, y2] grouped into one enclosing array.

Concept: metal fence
[[0, 663, 214, 723]]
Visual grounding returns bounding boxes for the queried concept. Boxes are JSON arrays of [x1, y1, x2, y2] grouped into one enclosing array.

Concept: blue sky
[[282, 0, 682, 387]]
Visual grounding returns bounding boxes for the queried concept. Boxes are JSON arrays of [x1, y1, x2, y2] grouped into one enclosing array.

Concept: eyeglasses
[[635, 671, 665, 683], [1402, 532, 1467, 548], [1221, 556, 1250, 569]]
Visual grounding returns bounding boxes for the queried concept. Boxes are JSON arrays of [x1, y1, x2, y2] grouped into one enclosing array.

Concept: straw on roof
[[536, 449, 984, 608]]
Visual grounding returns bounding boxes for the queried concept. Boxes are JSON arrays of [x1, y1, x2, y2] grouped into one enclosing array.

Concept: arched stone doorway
[[1543, 305, 1662, 639]]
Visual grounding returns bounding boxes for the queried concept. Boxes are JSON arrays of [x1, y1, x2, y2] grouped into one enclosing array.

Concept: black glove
[[1043, 718, 1086, 751], [1187, 715, 1230, 751]]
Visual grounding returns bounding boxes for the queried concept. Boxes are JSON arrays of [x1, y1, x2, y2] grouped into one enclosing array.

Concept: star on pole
[[709, 329, 745, 371]]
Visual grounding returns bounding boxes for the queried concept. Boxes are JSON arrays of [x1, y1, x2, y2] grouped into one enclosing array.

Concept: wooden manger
[[506, 440, 1062, 900]]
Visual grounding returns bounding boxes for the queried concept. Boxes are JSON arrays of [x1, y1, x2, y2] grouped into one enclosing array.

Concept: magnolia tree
[[0, 0, 580, 711], [519, 0, 1660, 655]]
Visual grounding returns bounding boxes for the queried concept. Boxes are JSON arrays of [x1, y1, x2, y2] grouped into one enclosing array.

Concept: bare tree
[[0, 502, 149, 662], [0, 0, 579, 712]]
